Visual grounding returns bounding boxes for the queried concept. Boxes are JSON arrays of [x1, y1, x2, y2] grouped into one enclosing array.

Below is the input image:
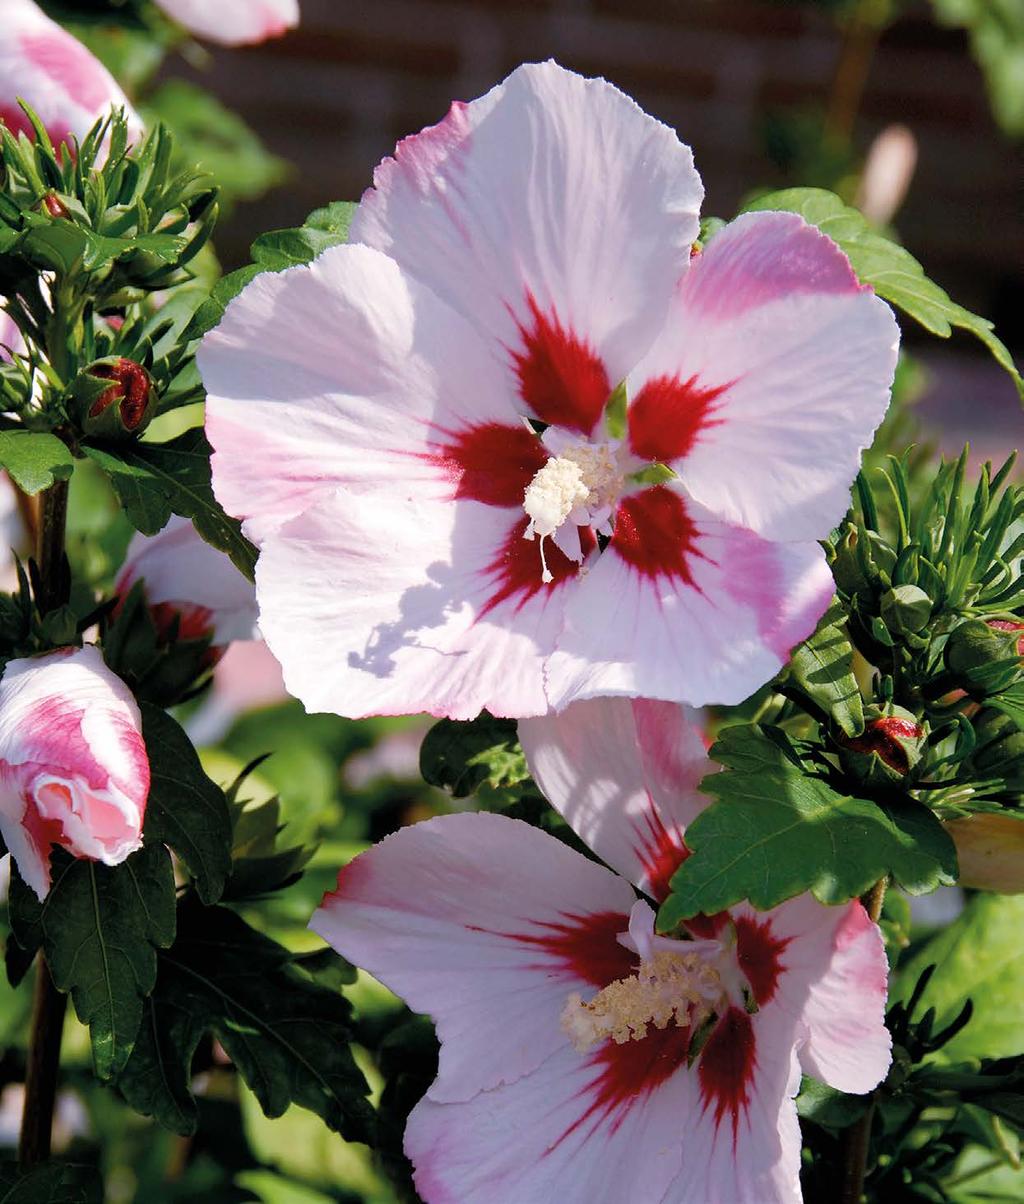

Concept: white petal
[[256, 488, 575, 720], [310, 812, 637, 1103], [406, 1040, 692, 1204], [753, 895, 891, 1094], [202, 242, 519, 543], [520, 697, 711, 898], [352, 60, 703, 416], [629, 211, 899, 542], [545, 490, 835, 709]]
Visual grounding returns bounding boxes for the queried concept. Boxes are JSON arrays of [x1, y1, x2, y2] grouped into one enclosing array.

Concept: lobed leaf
[[657, 725, 958, 927], [117, 900, 374, 1142], [82, 428, 256, 578], [141, 704, 233, 905], [9, 845, 176, 1079], [0, 1163, 103, 1204], [420, 714, 531, 798]]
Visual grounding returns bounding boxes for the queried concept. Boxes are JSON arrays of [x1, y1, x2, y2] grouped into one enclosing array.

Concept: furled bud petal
[[944, 813, 1024, 893], [837, 704, 927, 786], [115, 516, 258, 651], [0, 645, 149, 899], [0, 0, 143, 148], [945, 617, 1022, 695], [152, 0, 299, 46], [72, 357, 155, 440], [880, 584, 932, 635], [987, 619, 1024, 656]]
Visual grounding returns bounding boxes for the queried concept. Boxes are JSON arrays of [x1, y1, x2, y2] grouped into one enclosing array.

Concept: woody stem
[[18, 477, 71, 1168]]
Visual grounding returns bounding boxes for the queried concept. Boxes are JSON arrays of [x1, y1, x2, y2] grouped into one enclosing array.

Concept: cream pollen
[[522, 437, 625, 583], [560, 949, 724, 1052]]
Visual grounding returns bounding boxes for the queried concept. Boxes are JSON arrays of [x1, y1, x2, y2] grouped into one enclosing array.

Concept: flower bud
[[944, 618, 1022, 696], [986, 619, 1024, 656], [72, 357, 155, 441], [0, 645, 149, 899], [944, 813, 1024, 893], [880, 584, 931, 635], [109, 517, 259, 704], [116, 517, 258, 652], [837, 705, 927, 786]]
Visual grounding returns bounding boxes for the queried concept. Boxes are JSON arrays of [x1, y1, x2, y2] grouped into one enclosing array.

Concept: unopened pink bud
[[0, 645, 149, 899]]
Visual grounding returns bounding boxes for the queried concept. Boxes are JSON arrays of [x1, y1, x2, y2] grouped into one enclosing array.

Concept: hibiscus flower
[[311, 697, 890, 1203], [202, 60, 899, 720], [152, 0, 298, 46]]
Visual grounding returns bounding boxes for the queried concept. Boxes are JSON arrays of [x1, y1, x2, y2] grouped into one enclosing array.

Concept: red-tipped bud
[[72, 357, 155, 440], [987, 619, 1024, 657], [945, 617, 1022, 696], [40, 191, 70, 218], [837, 705, 927, 786]]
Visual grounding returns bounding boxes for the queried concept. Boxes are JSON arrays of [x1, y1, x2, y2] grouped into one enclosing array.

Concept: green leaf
[[141, 704, 232, 905], [117, 900, 373, 1141], [82, 428, 256, 577], [989, 683, 1024, 729], [0, 430, 74, 494], [786, 600, 865, 737], [930, 0, 1024, 137], [10, 845, 176, 1079], [658, 725, 958, 926], [420, 714, 531, 798], [742, 188, 1023, 399], [249, 224, 349, 272], [896, 894, 1024, 1062], [0, 1162, 103, 1204]]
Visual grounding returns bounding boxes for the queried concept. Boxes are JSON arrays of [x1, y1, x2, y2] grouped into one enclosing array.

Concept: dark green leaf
[[0, 1162, 103, 1204], [141, 704, 232, 905], [796, 1076, 870, 1131], [0, 430, 74, 494], [117, 900, 373, 1141], [742, 188, 1023, 399], [658, 725, 957, 926], [420, 714, 530, 798], [12, 845, 176, 1079], [82, 428, 256, 577], [787, 600, 865, 737]]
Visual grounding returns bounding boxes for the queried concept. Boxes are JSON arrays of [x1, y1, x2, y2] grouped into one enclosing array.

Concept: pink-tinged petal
[[629, 211, 899, 541], [0, 312, 24, 362], [669, 1004, 804, 1204], [752, 894, 891, 1094], [152, 0, 298, 45], [0, 0, 143, 147], [545, 492, 835, 709], [351, 60, 703, 427], [406, 1038, 692, 1204], [520, 697, 711, 899], [256, 487, 575, 720], [0, 646, 148, 898], [310, 812, 637, 1103], [116, 517, 258, 647], [202, 243, 520, 544]]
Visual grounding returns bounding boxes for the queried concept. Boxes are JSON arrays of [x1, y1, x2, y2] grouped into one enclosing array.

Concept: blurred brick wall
[[173, 0, 1023, 353]]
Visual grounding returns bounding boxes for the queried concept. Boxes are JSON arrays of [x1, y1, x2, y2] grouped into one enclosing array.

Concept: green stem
[[840, 877, 888, 1204], [18, 477, 71, 1167]]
